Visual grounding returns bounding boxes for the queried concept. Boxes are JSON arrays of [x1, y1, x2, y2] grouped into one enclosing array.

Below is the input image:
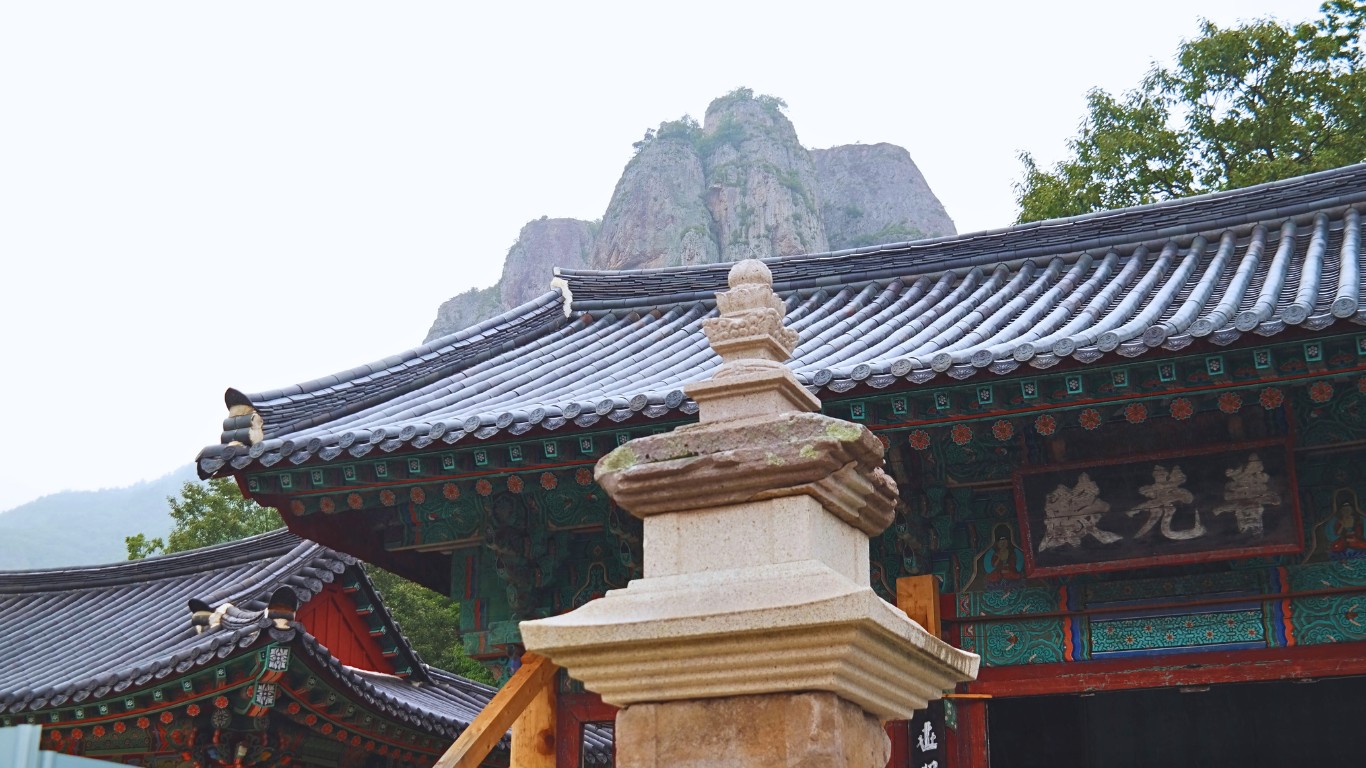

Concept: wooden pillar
[[434, 653, 557, 768], [896, 576, 941, 638], [885, 720, 908, 767], [946, 699, 988, 768], [511, 668, 556, 768], [555, 692, 617, 768]]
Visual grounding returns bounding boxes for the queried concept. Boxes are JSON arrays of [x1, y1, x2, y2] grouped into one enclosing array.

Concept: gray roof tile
[[0, 531, 500, 739], [202, 164, 1366, 476]]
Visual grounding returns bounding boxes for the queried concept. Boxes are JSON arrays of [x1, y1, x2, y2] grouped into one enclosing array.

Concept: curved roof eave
[[197, 163, 1366, 478]]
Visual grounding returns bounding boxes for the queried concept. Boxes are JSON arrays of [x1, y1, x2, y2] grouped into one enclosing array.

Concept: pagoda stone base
[[616, 691, 889, 768], [522, 496, 977, 720]]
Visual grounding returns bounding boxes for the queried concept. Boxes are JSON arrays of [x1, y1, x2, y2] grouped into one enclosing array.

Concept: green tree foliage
[[124, 478, 282, 558], [366, 566, 494, 684], [1017, 1, 1366, 222], [126, 479, 492, 684], [630, 87, 789, 159]]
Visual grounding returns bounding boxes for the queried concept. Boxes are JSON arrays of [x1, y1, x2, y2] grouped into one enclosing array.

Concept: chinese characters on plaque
[[1015, 440, 1302, 576], [907, 700, 944, 768]]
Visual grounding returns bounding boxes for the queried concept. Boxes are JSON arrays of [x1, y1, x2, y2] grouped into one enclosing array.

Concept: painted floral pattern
[[575, 467, 594, 486], [347, 492, 364, 509], [1310, 381, 1334, 403], [540, 472, 558, 490], [1217, 392, 1242, 414], [909, 430, 931, 450], [1124, 403, 1148, 424], [289, 500, 306, 515], [1034, 414, 1057, 436], [992, 420, 1014, 441], [1260, 388, 1284, 410], [442, 483, 460, 500], [1079, 408, 1102, 430], [409, 487, 426, 504], [475, 479, 493, 497], [1169, 397, 1194, 421], [318, 497, 335, 514], [378, 489, 396, 507], [507, 475, 524, 494], [951, 424, 973, 445]]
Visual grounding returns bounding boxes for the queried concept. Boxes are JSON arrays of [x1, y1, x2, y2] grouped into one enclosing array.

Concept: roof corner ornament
[[267, 587, 299, 630], [688, 259, 817, 422], [189, 599, 213, 635], [188, 599, 236, 634], [550, 276, 574, 318], [223, 405, 264, 447]]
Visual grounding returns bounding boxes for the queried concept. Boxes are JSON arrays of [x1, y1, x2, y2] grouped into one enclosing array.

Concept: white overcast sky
[[0, 1, 1329, 512]]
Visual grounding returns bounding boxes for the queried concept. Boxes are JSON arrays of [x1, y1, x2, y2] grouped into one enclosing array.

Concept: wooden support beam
[[435, 652, 558, 768], [946, 698, 989, 768], [896, 575, 941, 638], [511, 658, 557, 768]]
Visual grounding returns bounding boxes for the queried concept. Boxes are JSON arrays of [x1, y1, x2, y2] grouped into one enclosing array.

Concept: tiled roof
[[199, 164, 1366, 477], [0, 531, 492, 737]]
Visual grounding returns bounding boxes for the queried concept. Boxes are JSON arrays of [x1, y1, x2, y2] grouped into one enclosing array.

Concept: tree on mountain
[[127, 478, 492, 684], [125, 478, 281, 558], [1016, 0, 1366, 222], [365, 566, 492, 682]]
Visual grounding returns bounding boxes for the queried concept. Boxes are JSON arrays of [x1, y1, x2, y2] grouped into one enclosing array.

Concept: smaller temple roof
[[199, 163, 1366, 477], [0, 530, 487, 736]]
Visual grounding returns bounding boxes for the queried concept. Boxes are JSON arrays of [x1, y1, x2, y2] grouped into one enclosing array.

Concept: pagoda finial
[[689, 260, 815, 422], [702, 259, 799, 367]]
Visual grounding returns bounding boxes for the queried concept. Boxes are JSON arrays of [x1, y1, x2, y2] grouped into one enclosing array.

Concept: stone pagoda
[[521, 260, 979, 767]]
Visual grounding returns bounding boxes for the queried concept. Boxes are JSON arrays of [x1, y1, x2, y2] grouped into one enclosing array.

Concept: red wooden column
[[945, 698, 988, 768], [886, 720, 908, 767], [555, 690, 616, 768]]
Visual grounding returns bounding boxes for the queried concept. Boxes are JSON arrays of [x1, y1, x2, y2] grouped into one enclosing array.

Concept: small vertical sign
[[908, 700, 946, 768]]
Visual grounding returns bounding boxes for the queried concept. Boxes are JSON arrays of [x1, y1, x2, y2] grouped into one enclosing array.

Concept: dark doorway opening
[[987, 675, 1366, 768]]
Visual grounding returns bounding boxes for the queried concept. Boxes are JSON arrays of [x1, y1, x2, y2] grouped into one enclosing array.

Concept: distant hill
[[425, 88, 955, 341], [0, 465, 194, 569]]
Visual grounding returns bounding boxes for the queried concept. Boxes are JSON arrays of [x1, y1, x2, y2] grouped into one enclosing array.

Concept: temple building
[[0, 530, 507, 767], [199, 163, 1366, 766]]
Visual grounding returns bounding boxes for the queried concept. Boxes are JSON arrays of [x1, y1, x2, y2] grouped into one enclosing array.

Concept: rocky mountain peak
[[811, 143, 957, 250], [424, 90, 957, 342], [591, 126, 715, 271], [699, 89, 827, 262]]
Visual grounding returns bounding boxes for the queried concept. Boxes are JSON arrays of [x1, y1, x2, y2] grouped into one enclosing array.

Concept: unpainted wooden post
[[896, 575, 942, 638], [434, 653, 557, 768], [510, 665, 556, 768]]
